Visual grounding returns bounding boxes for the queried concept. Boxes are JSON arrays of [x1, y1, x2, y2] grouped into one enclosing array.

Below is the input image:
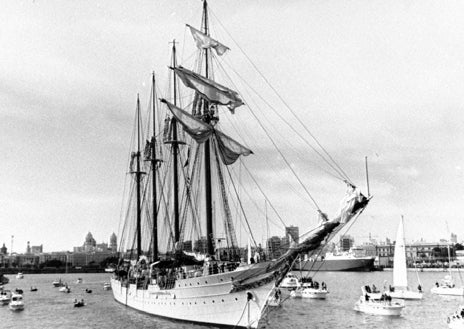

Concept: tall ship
[[295, 248, 375, 271], [110, 1, 370, 328]]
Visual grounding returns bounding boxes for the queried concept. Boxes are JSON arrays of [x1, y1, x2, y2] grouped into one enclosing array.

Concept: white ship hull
[[291, 288, 328, 299], [448, 317, 464, 329], [111, 274, 274, 328], [431, 286, 464, 296], [354, 299, 404, 316], [389, 289, 423, 300]]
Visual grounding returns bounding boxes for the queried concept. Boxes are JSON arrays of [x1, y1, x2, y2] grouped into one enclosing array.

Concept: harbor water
[[0, 271, 460, 329]]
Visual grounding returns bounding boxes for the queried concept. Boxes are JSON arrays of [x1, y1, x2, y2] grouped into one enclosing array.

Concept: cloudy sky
[[1, 0, 464, 252]]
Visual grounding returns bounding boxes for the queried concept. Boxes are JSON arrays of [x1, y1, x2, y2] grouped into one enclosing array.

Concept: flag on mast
[[187, 24, 230, 56]]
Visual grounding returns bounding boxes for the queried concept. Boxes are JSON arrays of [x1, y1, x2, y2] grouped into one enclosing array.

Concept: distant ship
[[295, 248, 375, 272]]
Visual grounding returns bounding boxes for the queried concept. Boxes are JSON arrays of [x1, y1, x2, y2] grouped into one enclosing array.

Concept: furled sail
[[161, 99, 252, 165], [187, 24, 230, 56], [161, 99, 212, 143], [231, 187, 369, 290], [215, 130, 253, 165], [331, 183, 369, 224], [172, 66, 244, 111]]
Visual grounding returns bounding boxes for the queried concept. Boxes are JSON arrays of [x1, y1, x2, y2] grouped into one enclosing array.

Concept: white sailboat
[[431, 240, 464, 296], [389, 216, 423, 300]]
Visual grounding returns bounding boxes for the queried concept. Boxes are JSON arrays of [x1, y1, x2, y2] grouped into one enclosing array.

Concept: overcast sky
[[1, 0, 464, 252]]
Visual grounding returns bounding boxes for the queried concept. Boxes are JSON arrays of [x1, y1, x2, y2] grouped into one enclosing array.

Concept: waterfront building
[[31, 245, 43, 254], [267, 236, 282, 259], [0, 243, 7, 255], [340, 235, 354, 251], [110, 233, 117, 252], [376, 241, 457, 267]]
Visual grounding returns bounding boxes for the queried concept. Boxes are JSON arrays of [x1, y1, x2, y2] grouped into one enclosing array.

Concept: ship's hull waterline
[[111, 276, 275, 328], [295, 257, 375, 271]]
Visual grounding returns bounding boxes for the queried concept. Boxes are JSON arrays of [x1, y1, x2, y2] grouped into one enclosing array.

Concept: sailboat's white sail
[[389, 216, 423, 300], [393, 216, 408, 289]]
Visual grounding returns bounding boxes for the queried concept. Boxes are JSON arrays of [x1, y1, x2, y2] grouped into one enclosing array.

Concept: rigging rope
[[208, 7, 353, 184]]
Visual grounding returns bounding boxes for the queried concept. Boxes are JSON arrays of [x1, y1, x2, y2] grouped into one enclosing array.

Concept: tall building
[[340, 235, 354, 251], [31, 245, 43, 254], [0, 243, 7, 255], [84, 232, 97, 252], [267, 236, 282, 259], [110, 233, 117, 252]]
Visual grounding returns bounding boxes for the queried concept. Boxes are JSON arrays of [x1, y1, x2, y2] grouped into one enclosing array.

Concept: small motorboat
[[30, 287, 38, 292], [15, 288, 23, 294], [0, 289, 12, 305], [74, 299, 85, 308], [16, 273, 24, 280], [85, 288, 92, 293], [59, 285, 71, 293], [76, 278, 83, 284], [9, 293, 24, 311], [448, 305, 464, 329], [353, 287, 404, 316], [291, 277, 329, 299], [291, 287, 329, 299], [103, 282, 111, 291], [279, 273, 300, 290], [52, 278, 64, 287]]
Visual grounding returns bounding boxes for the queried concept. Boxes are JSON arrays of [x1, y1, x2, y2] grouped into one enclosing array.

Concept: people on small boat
[[436, 281, 439, 287], [74, 298, 85, 307], [85, 288, 92, 293], [15, 288, 23, 294], [380, 293, 392, 303], [417, 284, 422, 292], [372, 284, 379, 293], [321, 282, 327, 290]]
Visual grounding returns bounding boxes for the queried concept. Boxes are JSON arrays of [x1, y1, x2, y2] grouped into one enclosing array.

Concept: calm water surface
[[0, 271, 460, 329]]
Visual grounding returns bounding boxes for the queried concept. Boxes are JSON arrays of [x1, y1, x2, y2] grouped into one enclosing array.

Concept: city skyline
[[1, 1, 464, 251], [1, 229, 460, 255]]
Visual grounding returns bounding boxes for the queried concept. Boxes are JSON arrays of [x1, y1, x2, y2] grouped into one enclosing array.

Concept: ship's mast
[[170, 40, 181, 244], [151, 73, 158, 261], [135, 95, 143, 259], [202, 0, 214, 256]]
